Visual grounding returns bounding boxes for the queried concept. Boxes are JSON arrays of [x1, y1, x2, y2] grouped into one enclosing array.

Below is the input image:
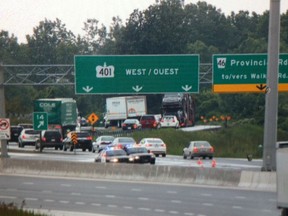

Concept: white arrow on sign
[[82, 86, 93, 93], [182, 85, 192, 92], [132, 85, 143, 92]]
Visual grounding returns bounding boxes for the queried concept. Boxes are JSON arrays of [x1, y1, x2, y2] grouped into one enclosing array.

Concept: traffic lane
[[6, 143, 262, 170], [0, 174, 279, 216]]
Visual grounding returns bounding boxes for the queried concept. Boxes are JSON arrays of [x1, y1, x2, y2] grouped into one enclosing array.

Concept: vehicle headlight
[[134, 156, 140, 160], [111, 158, 119, 163], [129, 157, 134, 162]]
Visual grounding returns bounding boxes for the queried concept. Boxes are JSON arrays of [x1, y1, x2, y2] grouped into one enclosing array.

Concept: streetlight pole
[[262, 0, 281, 171], [0, 64, 9, 158]]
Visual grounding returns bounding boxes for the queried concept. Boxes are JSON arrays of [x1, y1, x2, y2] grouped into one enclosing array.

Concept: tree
[[26, 18, 77, 64]]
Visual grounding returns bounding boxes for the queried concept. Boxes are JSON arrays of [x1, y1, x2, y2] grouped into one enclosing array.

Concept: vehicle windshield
[[118, 138, 135, 143], [25, 130, 40, 135], [195, 142, 210, 147], [106, 149, 126, 156], [102, 136, 114, 142], [126, 147, 148, 154], [146, 139, 162, 144], [76, 133, 90, 138]]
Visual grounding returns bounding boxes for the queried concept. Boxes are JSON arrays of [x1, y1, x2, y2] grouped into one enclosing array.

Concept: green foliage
[[0, 202, 47, 216], [1, 0, 288, 128], [133, 123, 288, 158]]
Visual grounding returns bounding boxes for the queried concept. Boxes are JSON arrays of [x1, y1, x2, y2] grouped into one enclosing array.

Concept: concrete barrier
[[0, 158, 276, 191]]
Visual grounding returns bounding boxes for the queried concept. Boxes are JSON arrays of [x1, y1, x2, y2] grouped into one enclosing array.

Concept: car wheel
[[82, 149, 86, 152], [40, 146, 43, 153], [209, 156, 213, 159], [55, 147, 58, 150], [190, 154, 194, 159], [162, 153, 166, 157], [69, 146, 73, 151], [183, 154, 187, 159], [155, 154, 159, 157]]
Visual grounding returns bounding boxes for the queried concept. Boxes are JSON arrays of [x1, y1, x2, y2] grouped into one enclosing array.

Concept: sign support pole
[[262, 0, 281, 171], [0, 64, 9, 158]]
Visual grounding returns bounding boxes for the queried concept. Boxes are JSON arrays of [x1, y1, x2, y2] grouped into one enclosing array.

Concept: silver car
[[183, 141, 214, 160], [139, 138, 167, 157], [18, 129, 40, 148], [92, 135, 115, 153]]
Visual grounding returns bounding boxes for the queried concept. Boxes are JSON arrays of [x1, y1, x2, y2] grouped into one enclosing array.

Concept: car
[[63, 131, 93, 152], [162, 93, 184, 106], [122, 119, 142, 130], [183, 141, 214, 160], [138, 138, 167, 157], [140, 114, 161, 129], [276, 141, 288, 148], [8, 125, 23, 143], [124, 146, 156, 164], [160, 115, 179, 129], [110, 137, 137, 149], [92, 135, 115, 153], [36, 130, 63, 152], [18, 129, 40, 148], [95, 147, 134, 163]]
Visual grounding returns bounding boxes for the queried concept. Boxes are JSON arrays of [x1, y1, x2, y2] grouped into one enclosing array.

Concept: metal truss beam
[[1, 64, 212, 86]]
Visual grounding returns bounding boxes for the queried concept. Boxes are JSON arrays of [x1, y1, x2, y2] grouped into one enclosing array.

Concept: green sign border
[[74, 55, 199, 94], [33, 112, 48, 131], [213, 53, 288, 85]]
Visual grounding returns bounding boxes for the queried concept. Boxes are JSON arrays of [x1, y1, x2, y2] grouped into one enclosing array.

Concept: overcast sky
[[1, 0, 287, 43]]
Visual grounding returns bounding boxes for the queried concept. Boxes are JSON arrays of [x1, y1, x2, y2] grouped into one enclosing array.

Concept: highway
[[6, 143, 262, 170], [0, 174, 280, 216]]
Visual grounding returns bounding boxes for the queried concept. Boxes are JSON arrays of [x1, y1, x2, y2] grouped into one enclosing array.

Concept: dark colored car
[[183, 141, 214, 160], [122, 119, 142, 130], [140, 114, 161, 129], [8, 125, 23, 143], [162, 93, 184, 107], [63, 131, 93, 152], [124, 146, 156, 164], [36, 130, 63, 152], [95, 148, 134, 163]]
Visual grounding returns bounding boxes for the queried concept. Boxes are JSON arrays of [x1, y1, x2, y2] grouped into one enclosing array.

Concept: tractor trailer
[[33, 98, 78, 137], [104, 96, 147, 128]]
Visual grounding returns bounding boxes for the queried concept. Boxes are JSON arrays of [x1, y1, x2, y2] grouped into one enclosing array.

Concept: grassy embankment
[[132, 123, 288, 158]]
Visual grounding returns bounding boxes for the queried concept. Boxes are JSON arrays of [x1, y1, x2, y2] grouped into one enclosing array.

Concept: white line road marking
[[91, 203, 101, 207], [44, 199, 55, 202], [61, 184, 72, 187], [233, 206, 243, 209], [138, 197, 149, 201], [105, 195, 115, 198], [23, 182, 34, 185], [202, 203, 214, 207], [123, 206, 133, 209], [155, 209, 165, 213], [0, 195, 16, 199], [171, 200, 182, 203], [138, 207, 151, 211], [107, 204, 117, 208], [75, 202, 85, 205], [25, 198, 38, 201], [59, 200, 70, 204]]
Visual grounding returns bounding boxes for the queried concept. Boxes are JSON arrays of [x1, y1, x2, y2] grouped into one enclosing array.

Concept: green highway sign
[[33, 112, 48, 131], [74, 55, 199, 94], [213, 54, 288, 93]]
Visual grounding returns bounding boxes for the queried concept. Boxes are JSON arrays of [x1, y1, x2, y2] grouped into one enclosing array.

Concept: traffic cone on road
[[197, 158, 203, 167], [211, 159, 216, 168]]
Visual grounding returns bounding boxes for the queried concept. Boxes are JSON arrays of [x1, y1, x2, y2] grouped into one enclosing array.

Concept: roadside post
[[0, 65, 9, 158], [71, 132, 78, 155], [33, 112, 48, 152], [88, 113, 99, 133]]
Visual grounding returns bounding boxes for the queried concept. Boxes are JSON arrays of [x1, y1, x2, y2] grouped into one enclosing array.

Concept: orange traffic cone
[[197, 158, 203, 167], [211, 159, 216, 168]]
